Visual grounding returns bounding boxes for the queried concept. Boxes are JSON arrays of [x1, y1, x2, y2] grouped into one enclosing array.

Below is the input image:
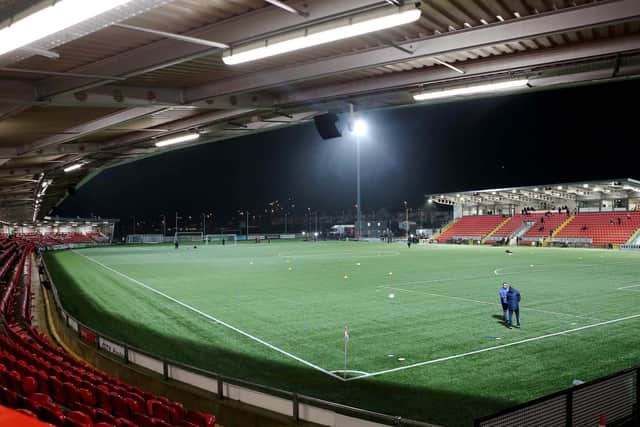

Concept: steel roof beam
[[35, 0, 385, 99], [275, 34, 640, 107], [184, 0, 640, 103]]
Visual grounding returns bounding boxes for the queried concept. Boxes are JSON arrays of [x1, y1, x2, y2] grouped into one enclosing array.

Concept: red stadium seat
[[22, 376, 38, 395], [185, 410, 216, 427], [180, 421, 199, 427], [95, 408, 117, 425], [65, 410, 93, 427], [132, 412, 156, 427], [115, 418, 138, 427], [62, 381, 79, 406], [96, 385, 112, 412], [38, 402, 65, 426], [8, 369, 21, 390], [110, 393, 129, 418], [125, 395, 145, 416], [16, 408, 37, 417], [79, 388, 97, 406], [95, 423, 116, 427]]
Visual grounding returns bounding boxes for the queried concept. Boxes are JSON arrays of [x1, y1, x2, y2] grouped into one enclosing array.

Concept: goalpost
[[205, 234, 237, 245], [175, 232, 204, 243]]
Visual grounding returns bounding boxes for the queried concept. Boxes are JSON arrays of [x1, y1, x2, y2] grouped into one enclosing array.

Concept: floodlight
[[155, 133, 200, 147], [223, 4, 421, 65], [352, 119, 367, 137], [63, 163, 83, 173], [302, 231, 306, 235], [413, 79, 529, 101], [314, 232, 318, 237], [0, 0, 134, 57]]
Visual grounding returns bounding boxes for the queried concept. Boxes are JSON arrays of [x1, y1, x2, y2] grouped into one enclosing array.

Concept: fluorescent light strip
[[155, 133, 200, 147], [0, 0, 133, 57], [265, 0, 300, 15], [64, 163, 83, 173], [223, 5, 421, 65], [413, 79, 529, 101]]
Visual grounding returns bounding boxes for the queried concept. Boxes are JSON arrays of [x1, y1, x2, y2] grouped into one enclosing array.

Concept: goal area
[[205, 234, 237, 244], [175, 232, 204, 243]]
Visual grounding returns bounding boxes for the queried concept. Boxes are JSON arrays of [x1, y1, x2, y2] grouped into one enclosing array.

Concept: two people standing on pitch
[[499, 282, 521, 329]]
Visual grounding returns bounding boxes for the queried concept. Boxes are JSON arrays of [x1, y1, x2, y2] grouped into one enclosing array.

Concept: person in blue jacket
[[499, 283, 509, 322], [506, 284, 521, 329]]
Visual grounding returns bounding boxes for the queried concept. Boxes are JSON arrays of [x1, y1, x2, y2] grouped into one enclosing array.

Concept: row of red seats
[[0, 240, 217, 427], [555, 212, 640, 246], [436, 215, 506, 242]]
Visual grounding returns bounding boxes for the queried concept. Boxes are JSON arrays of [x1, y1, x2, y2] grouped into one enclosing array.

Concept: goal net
[[127, 234, 163, 244], [205, 234, 237, 244], [175, 232, 204, 243]]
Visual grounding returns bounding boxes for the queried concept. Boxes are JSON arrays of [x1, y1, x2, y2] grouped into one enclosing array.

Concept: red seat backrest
[[22, 376, 38, 395]]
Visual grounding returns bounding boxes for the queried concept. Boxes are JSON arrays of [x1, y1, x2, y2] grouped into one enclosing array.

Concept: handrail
[[39, 247, 436, 427]]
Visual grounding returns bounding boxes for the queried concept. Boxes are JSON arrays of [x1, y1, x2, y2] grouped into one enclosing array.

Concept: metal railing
[[475, 366, 639, 427], [39, 250, 436, 427]]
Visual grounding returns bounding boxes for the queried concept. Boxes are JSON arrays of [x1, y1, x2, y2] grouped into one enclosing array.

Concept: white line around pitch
[[346, 312, 640, 381], [73, 251, 345, 382]]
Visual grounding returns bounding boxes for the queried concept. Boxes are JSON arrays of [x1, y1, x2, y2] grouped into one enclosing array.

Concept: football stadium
[[1, 2, 640, 427]]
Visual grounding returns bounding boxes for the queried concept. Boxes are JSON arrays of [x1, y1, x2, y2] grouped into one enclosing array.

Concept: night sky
[[56, 79, 640, 224]]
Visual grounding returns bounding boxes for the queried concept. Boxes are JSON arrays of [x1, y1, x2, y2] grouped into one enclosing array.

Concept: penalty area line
[[346, 312, 640, 382], [72, 251, 345, 382]]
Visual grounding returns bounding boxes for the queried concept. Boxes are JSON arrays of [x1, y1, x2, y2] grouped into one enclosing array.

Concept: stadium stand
[[555, 211, 640, 247], [435, 215, 510, 242], [436, 212, 640, 248], [0, 238, 217, 427]]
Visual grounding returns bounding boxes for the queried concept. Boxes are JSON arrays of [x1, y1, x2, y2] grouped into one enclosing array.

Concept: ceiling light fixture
[[222, 4, 421, 65], [414, 79, 529, 101], [155, 133, 200, 148], [63, 163, 83, 173], [0, 0, 134, 57]]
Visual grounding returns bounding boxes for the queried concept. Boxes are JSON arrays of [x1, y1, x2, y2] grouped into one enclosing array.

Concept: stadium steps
[[626, 227, 640, 244], [431, 218, 457, 241], [548, 215, 575, 242], [481, 216, 512, 243]]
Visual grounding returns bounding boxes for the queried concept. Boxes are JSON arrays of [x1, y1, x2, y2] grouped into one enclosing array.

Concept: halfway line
[[382, 286, 601, 321], [73, 251, 345, 382], [346, 312, 640, 381]]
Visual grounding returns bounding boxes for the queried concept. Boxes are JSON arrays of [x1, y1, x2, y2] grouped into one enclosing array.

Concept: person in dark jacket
[[506, 284, 521, 329], [499, 283, 509, 322]]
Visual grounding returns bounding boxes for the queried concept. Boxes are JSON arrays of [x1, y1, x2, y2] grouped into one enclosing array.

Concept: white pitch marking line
[[382, 286, 601, 321], [618, 284, 640, 291], [73, 251, 345, 382], [346, 312, 640, 381]]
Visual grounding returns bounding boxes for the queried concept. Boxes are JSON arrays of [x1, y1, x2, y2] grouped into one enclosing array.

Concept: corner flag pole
[[343, 326, 350, 379]]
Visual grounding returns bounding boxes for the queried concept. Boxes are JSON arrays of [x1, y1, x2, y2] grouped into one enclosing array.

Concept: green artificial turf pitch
[[43, 242, 640, 426]]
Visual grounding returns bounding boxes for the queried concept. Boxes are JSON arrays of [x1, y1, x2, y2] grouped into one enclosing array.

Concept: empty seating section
[[521, 213, 569, 239], [0, 237, 217, 427], [436, 215, 506, 242], [556, 212, 640, 247], [13, 232, 106, 246]]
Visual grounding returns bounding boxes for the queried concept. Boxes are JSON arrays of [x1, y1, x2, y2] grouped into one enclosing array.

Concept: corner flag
[[344, 326, 350, 341]]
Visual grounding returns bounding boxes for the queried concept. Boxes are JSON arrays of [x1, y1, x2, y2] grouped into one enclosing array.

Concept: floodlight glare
[[223, 4, 421, 65], [63, 163, 83, 173], [0, 0, 134, 57], [413, 79, 529, 101], [352, 119, 367, 137], [155, 133, 200, 147]]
